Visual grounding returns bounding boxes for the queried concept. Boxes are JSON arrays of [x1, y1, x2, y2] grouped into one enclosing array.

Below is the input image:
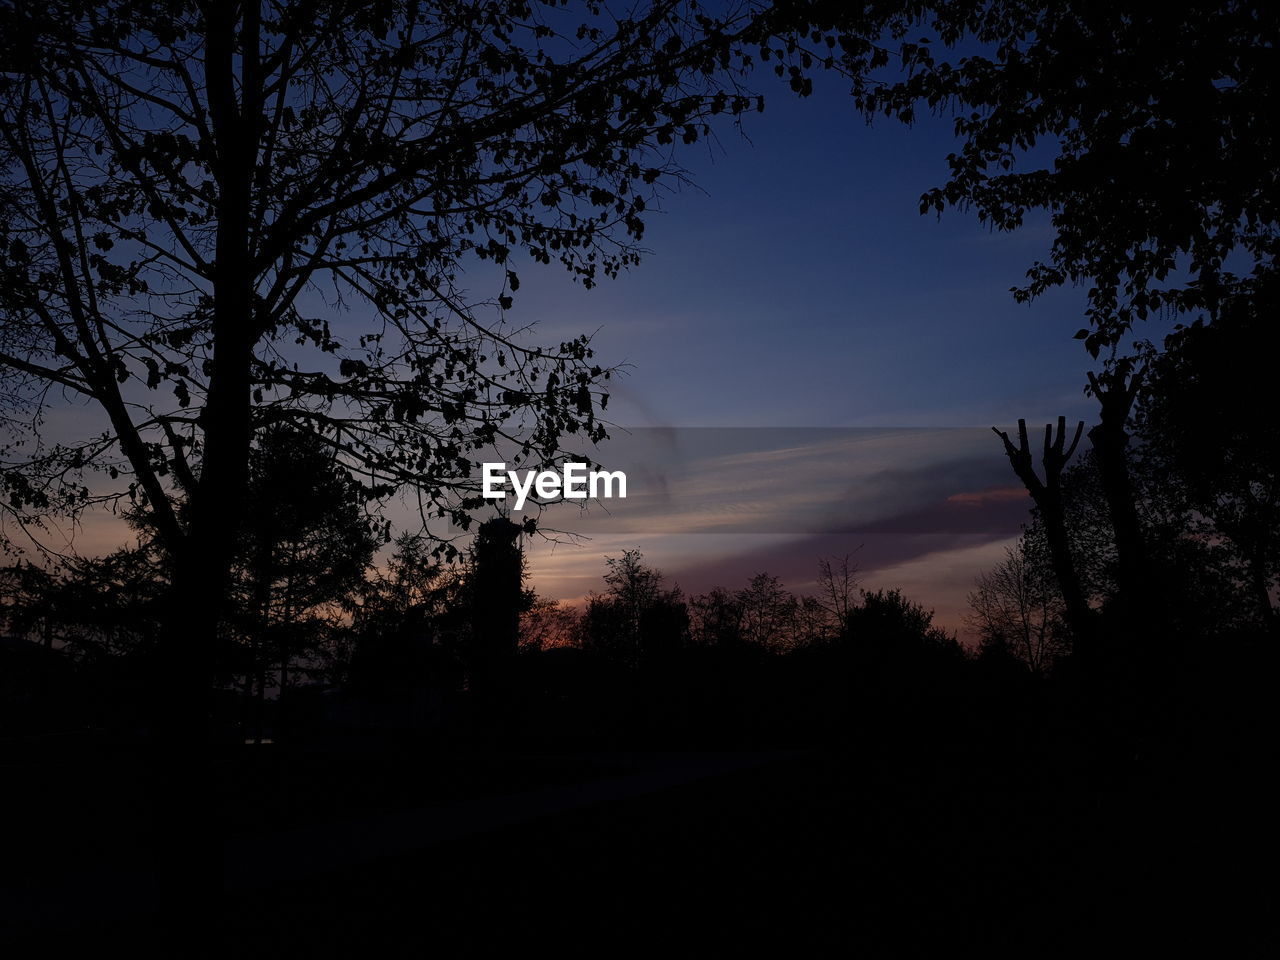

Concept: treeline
[[525, 550, 957, 659], [5, 361, 1276, 753], [0, 426, 446, 735], [1, 529, 965, 749], [1, 426, 977, 744]]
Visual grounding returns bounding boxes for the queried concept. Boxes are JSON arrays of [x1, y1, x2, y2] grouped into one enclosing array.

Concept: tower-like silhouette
[[469, 517, 524, 695]]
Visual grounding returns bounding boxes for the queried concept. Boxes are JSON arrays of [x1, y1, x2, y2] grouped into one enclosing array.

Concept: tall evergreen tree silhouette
[[231, 425, 377, 733]]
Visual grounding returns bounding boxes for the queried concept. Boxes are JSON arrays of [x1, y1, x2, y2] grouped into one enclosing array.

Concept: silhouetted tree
[[793, 593, 836, 648], [1020, 445, 1261, 651], [1, 561, 60, 648], [846, 587, 961, 663], [966, 536, 1067, 676], [817, 552, 860, 637], [993, 417, 1092, 649], [856, 0, 1279, 355], [341, 533, 465, 701], [519, 596, 580, 654], [1136, 295, 1280, 634], [0, 539, 166, 663], [0, 1, 867, 731], [582, 549, 687, 666], [230, 425, 378, 729], [690, 575, 832, 651], [736, 572, 800, 651], [688, 587, 745, 648], [1085, 361, 1150, 624], [0, 533, 167, 728], [853, 1, 1280, 660]]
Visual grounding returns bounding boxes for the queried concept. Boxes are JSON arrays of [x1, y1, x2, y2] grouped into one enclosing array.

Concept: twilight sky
[[502, 72, 1103, 636], [40, 71, 1112, 638]]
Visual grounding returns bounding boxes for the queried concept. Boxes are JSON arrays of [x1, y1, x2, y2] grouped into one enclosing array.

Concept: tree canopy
[[853, 0, 1279, 354], [0, 1, 776, 551], [0, 1, 878, 696]]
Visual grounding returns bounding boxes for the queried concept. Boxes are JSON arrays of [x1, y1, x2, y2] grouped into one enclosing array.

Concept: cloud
[[946, 486, 1028, 506], [524, 427, 1019, 535], [520, 429, 1034, 623]]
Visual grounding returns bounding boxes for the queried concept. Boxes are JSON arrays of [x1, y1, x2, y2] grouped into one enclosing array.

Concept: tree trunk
[[148, 2, 262, 936], [1085, 365, 1153, 672], [1246, 540, 1277, 635], [1089, 421, 1148, 612], [1038, 492, 1095, 661]]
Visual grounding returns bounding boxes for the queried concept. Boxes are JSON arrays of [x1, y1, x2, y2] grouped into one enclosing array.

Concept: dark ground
[[2, 724, 1268, 956], [216, 752, 1265, 956]]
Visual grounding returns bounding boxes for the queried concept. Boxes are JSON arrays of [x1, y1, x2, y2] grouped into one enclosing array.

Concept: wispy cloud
[[524, 427, 1018, 535]]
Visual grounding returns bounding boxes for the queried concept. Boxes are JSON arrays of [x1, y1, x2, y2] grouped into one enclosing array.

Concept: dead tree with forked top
[[993, 417, 1092, 657]]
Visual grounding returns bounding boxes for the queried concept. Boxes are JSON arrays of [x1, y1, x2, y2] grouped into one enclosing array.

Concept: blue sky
[[45, 68, 1112, 637], [513, 72, 1098, 430], [505, 71, 1108, 633]]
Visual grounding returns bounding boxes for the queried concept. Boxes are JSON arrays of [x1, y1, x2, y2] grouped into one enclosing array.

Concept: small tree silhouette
[[737, 573, 800, 652], [966, 537, 1067, 676], [583, 550, 687, 667], [817, 552, 861, 638]]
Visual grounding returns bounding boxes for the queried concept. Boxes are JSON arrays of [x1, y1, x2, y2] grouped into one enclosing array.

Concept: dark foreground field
[[3, 720, 1268, 956]]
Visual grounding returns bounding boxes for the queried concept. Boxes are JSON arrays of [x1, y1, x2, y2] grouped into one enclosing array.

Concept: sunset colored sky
[[34, 73, 1114, 638], [501, 73, 1102, 636]]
